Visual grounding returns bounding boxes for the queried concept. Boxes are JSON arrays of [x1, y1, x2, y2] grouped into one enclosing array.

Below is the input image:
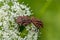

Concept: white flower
[[1, 4, 10, 10], [0, 22, 2, 26], [0, 0, 39, 40]]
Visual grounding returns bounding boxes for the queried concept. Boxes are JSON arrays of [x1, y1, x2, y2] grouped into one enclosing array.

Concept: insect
[[16, 16, 31, 26], [31, 16, 43, 28], [16, 16, 43, 28]]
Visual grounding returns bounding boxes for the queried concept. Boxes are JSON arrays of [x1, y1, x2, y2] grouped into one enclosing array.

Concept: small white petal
[[0, 22, 2, 26]]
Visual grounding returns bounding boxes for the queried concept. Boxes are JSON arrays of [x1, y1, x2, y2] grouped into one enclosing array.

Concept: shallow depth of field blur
[[0, 0, 60, 40], [18, 0, 60, 40]]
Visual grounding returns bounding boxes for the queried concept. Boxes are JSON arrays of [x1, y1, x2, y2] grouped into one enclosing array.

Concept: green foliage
[[20, 29, 28, 38], [18, 25, 26, 32], [0, 2, 3, 7], [0, 26, 2, 30], [18, 25, 28, 38]]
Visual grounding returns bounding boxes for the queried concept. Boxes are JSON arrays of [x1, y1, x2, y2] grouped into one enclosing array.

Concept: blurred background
[[18, 0, 60, 40], [15, 0, 60, 40], [0, 0, 60, 40]]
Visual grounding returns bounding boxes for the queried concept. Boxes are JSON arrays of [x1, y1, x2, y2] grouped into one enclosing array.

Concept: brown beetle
[[16, 16, 43, 28], [31, 16, 43, 28], [16, 16, 31, 26]]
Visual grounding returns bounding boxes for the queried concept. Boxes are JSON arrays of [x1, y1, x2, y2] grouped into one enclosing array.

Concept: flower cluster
[[0, 0, 39, 40]]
